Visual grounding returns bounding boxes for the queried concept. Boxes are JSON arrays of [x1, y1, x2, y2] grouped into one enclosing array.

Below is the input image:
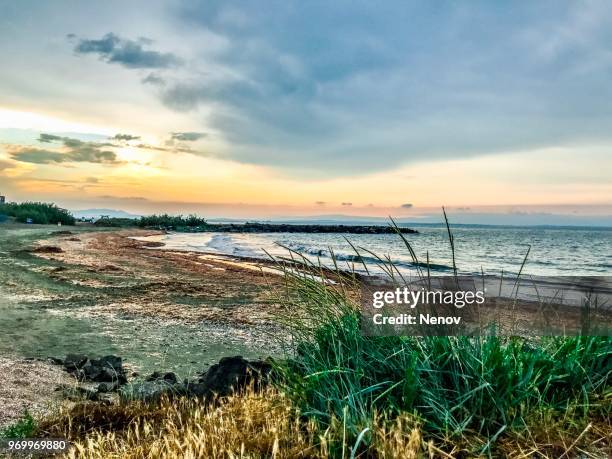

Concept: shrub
[[0, 411, 36, 439], [137, 213, 207, 229], [0, 201, 75, 225]]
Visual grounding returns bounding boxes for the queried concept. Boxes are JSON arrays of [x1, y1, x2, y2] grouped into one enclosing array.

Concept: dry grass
[[38, 386, 442, 459], [36, 386, 610, 458], [41, 387, 321, 458]]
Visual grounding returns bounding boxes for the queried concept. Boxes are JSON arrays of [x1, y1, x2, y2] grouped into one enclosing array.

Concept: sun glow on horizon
[[0, 108, 115, 136]]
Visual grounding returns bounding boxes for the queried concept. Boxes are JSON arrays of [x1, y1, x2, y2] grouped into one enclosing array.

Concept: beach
[[0, 224, 289, 428], [0, 223, 609, 457]]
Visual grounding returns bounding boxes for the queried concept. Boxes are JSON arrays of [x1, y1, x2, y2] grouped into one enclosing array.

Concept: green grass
[[0, 411, 37, 439], [269, 242, 611, 455]]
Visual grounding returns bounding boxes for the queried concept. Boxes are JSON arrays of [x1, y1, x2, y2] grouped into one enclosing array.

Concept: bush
[[0, 201, 75, 225], [137, 213, 207, 229], [93, 217, 136, 228], [0, 411, 36, 439]]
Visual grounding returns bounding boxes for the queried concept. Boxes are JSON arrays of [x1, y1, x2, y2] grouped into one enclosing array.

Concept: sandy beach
[[0, 224, 289, 427]]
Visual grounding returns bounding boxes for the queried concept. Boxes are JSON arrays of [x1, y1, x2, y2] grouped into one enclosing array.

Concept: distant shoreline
[[159, 222, 419, 234]]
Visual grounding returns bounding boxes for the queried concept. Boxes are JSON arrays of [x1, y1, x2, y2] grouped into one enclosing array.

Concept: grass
[[0, 411, 37, 439], [26, 215, 612, 457], [37, 386, 470, 458], [270, 256, 611, 456]]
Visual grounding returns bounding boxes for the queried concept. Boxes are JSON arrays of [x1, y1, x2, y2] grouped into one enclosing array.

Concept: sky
[[0, 0, 611, 224]]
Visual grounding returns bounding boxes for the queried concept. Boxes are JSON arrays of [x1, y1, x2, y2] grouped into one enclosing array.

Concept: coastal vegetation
[[137, 213, 208, 229], [27, 248, 611, 457], [0, 201, 75, 225], [2, 207, 609, 456], [1, 202, 417, 234]]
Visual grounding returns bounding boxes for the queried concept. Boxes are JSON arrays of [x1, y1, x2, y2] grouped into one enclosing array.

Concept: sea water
[[138, 225, 611, 277]]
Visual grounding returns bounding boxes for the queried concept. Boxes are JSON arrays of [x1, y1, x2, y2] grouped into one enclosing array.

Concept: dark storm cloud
[[170, 132, 207, 141], [73, 33, 182, 69], [10, 134, 121, 165]]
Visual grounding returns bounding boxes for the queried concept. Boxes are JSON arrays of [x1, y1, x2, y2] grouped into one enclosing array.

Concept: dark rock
[[31, 245, 63, 253], [97, 381, 120, 393], [146, 371, 178, 385], [176, 223, 418, 234], [67, 354, 126, 384], [140, 241, 165, 247], [197, 356, 272, 397], [64, 354, 88, 371], [98, 355, 123, 372], [47, 357, 64, 365]]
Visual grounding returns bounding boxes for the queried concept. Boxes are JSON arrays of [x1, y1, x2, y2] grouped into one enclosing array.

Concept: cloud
[[401, 203, 413, 209], [111, 133, 140, 141], [170, 132, 207, 141], [341, 202, 352, 206], [38, 133, 64, 143], [97, 195, 149, 201], [10, 134, 121, 165], [0, 159, 14, 171], [85, 177, 99, 183], [73, 33, 182, 69], [143, 0, 612, 175], [315, 201, 326, 205], [142, 73, 166, 86]]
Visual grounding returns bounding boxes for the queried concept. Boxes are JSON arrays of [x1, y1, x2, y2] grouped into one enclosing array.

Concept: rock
[[140, 241, 165, 248], [31, 245, 63, 253], [197, 356, 272, 397], [146, 371, 178, 385], [120, 380, 178, 402], [64, 354, 88, 371], [98, 355, 123, 372], [47, 357, 64, 365], [97, 381, 120, 393], [63, 355, 272, 404], [65, 354, 126, 384]]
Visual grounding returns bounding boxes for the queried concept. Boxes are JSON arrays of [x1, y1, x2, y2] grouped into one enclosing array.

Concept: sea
[[137, 224, 612, 277]]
